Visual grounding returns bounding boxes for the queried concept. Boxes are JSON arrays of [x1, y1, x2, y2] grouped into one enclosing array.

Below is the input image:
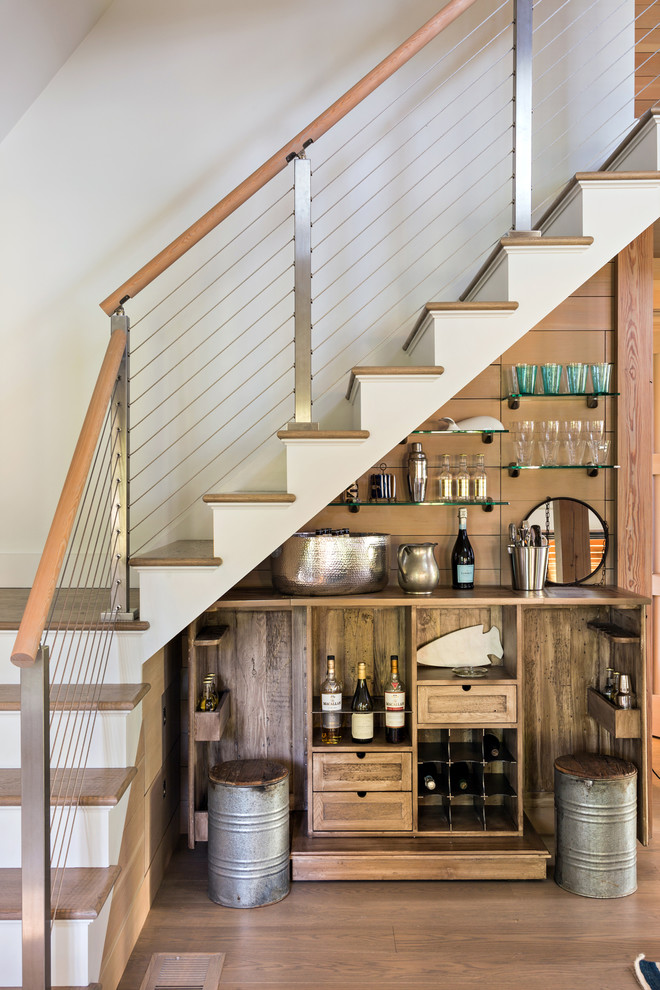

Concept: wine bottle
[[483, 732, 501, 760], [321, 655, 343, 745], [450, 761, 479, 794], [384, 655, 406, 744], [419, 762, 439, 792], [451, 507, 475, 589], [351, 661, 374, 743]]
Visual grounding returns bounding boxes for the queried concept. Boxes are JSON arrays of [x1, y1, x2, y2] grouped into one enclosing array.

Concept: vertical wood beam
[[616, 227, 653, 595]]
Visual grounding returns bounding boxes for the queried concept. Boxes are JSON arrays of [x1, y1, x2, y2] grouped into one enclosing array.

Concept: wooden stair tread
[[0, 587, 148, 631], [423, 301, 518, 311], [576, 170, 660, 180], [0, 766, 137, 806], [6, 986, 101, 989], [130, 540, 222, 568], [202, 491, 296, 503], [0, 866, 120, 920], [0, 683, 150, 712], [500, 235, 594, 247], [277, 429, 369, 439]]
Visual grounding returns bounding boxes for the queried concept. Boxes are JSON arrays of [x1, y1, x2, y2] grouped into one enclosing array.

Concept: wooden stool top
[[210, 759, 289, 787], [554, 752, 637, 781]]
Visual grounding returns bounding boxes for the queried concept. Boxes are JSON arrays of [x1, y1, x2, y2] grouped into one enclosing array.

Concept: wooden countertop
[[215, 585, 650, 608]]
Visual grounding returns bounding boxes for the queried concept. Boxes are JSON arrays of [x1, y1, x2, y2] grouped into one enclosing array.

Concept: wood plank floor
[[119, 747, 660, 990]]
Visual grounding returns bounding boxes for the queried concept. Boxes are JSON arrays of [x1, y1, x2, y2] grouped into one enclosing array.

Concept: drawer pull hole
[[462, 685, 472, 692], [357, 791, 367, 798], [356, 752, 366, 760]]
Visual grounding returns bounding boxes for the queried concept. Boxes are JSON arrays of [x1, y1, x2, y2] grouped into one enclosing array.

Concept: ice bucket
[[508, 545, 549, 591]]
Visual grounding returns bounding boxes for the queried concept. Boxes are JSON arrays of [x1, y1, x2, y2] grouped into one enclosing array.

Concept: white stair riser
[[0, 896, 113, 985], [0, 629, 143, 685], [0, 705, 142, 768], [0, 788, 129, 869]]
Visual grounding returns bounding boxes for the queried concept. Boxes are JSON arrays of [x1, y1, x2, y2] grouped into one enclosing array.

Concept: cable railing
[[11, 1, 660, 985]]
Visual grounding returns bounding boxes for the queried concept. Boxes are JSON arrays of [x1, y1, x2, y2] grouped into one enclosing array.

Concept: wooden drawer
[[417, 684, 517, 725], [312, 791, 413, 832], [312, 752, 412, 792]]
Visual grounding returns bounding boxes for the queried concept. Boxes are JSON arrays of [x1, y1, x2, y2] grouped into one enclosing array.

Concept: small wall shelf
[[194, 690, 231, 742], [507, 463, 619, 478], [194, 624, 228, 646], [586, 688, 641, 739], [586, 620, 640, 643], [507, 392, 619, 410], [331, 498, 507, 513]]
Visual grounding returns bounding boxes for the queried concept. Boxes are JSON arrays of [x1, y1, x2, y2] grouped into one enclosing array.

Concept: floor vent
[[139, 953, 225, 990]]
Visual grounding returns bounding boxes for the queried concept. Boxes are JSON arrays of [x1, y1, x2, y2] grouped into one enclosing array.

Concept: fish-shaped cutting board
[[417, 624, 503, 667]]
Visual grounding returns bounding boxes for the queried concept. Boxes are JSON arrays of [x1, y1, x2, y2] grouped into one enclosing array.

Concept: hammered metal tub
[[270, 532, 389, 595]]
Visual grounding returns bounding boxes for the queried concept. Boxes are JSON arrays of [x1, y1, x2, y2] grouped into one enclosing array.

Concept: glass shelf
[[330, 498, 508, 514], [411, 429, 508, 445], [507, 463, 619, 478], [507, 391, 619, 410]]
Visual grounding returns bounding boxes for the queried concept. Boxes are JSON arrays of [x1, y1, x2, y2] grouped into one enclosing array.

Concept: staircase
[[3, 26, 660, 989]]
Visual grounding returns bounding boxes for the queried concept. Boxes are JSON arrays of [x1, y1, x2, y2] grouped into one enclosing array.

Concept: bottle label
[[385, 690, 405, 728], [456, 564, 474, 582], [352, 712, 374, 739], [321, 693, 341, 711]]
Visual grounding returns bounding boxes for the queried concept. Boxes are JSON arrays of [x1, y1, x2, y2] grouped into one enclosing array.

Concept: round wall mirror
[[524, 497, 608, 586]]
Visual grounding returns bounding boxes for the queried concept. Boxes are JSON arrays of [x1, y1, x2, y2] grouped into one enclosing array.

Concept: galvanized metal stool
[[554, 752, 637, 898], [208, 759, 290, 908]]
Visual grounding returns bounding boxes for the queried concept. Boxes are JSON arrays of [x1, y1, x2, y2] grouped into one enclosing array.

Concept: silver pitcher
[[397, 542, 440, 595], [407, 442, 428, 502]]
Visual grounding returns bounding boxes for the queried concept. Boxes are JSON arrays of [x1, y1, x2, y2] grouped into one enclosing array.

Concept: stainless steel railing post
[[287, 151, 318, 429], [512, 0, 535, 235], [21, 643, 51, 990]]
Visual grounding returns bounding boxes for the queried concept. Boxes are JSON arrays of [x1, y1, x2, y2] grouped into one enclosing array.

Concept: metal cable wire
[[314, 49, 513, 226], [131, 312, 294, 458], [131, 337, 294, 490], [131, 365, 294, 530], [313, 122, 513, 314], [130, 389, 294, 555], [533, 0, 578, 36], [534, 0, 628, 80], [314, 15, 513, 201], [315, 0, 512, 176], [313, 180, 512, 383], [130, 238, 293, 384], [130, 186, 293, 336], [130, 288, 293, 431], [314, 155, 513, 350], [533, 17, 656, 124]]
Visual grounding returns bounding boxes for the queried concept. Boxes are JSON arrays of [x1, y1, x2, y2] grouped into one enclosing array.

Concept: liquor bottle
[[384, 655, 406, 744], [603, 667, 617, 701], [198, 673, 219, 712], [439, 454, 453, 500], [455, 454, 470, 501], [321, 655, 343, 744], [483, 732, 502, 760], [450, 761, 478, 794], [472, 453, 487, 500], [419, 762, 438, 792], [351, 661, 374, 743], [452, 507, 475, 589]]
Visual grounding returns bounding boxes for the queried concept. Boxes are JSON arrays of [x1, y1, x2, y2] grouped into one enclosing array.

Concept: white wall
[[0, 0, 634, 584]]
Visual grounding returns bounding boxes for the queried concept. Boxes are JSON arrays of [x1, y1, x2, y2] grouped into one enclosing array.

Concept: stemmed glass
[[511, 421, 535, 465]]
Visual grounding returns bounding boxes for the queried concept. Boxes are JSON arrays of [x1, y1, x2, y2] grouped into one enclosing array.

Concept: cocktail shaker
[[407, 442, 428, 502]]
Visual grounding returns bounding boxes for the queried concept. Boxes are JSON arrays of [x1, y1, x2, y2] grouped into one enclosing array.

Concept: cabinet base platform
[[290, 813, 550, 881]]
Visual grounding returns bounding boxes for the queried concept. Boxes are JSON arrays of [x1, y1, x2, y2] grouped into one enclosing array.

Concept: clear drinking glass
[[590, 362, 613, 393], [513, 435, 535, 465], [538, 439, 560, 465], [586, 439, 610, 465], [541, 363, 562, 394], [566, 362, 588, 393], [515, 363, 537, 394]]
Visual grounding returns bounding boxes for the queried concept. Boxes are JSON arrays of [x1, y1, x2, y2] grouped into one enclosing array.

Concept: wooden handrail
[[100, 0, 480, 315], [11, 326, 128, 667]]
